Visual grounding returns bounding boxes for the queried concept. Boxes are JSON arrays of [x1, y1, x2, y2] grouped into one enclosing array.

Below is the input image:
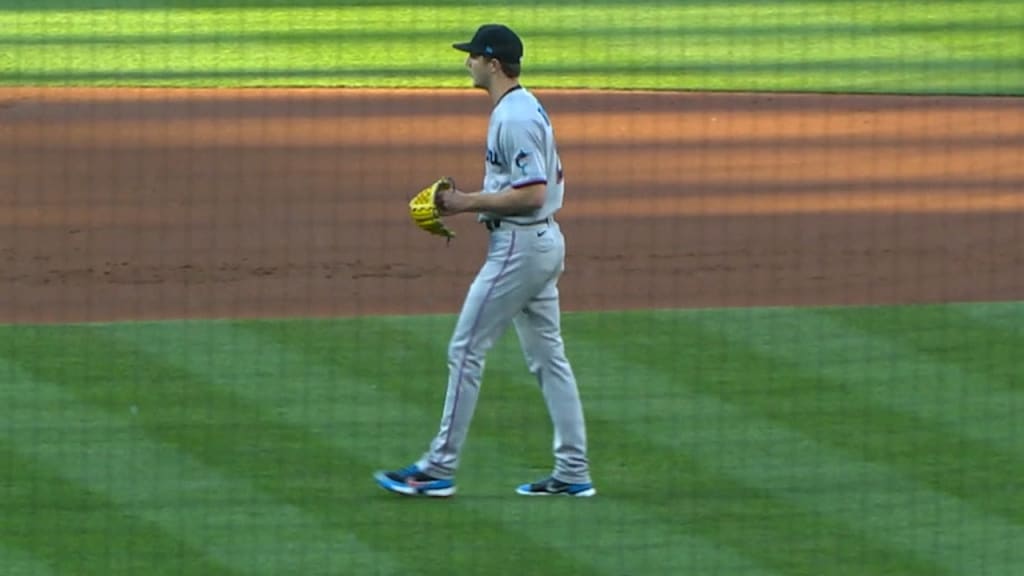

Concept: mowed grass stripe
[[0, 438, 234, 576], [560, 324, 955, 576], [121, 318, 704, 576], [700, 306, 1024, 524], [822, 303, 1024, 392], [274, 315, 935, 576], [97, 321, 604, 576], [0, 354, 397, 576], [621, 309, 1024, 572], [0, 541, 57, 576], [956, 301, 1024, 334], [0, 327, 408, 576], [955, 304, 1024, 426], [567, 310, 1022, 574], [0, 2, 1021, 93], [111, 318, 777, 576]]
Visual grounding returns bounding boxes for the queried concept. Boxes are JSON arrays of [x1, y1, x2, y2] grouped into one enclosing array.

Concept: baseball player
[[374, 24, 596, 498]]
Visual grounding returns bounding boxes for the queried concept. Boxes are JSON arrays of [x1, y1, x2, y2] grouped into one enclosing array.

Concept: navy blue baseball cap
[[453, 24, 523, 64]]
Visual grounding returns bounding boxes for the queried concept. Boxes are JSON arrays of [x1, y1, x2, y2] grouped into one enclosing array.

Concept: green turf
[[0, 0, 1021, 94], [2, 301, 1023, 575]]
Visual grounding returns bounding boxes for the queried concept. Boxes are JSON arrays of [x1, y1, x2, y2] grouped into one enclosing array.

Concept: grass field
[[2, 302, 1023, 575], [0, 0, 1022, 93], [2, 1, 1023, 575]]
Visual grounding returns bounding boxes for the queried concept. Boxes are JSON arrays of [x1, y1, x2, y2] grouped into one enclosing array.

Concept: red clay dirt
[[1, 87, 1022, 324]]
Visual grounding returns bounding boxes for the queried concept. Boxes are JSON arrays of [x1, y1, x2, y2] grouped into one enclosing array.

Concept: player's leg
[[513, 284, 595, 495], [413, 264, 522, 480], [417, 228, 568, 477], [375, 229, 551, 497], [375, 252, 523, 495], [512, 227, 595, 497]]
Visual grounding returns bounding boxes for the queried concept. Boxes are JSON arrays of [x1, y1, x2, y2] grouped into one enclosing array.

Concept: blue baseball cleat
[[373, 465, 456, 498], [515, 476, 596, 497]]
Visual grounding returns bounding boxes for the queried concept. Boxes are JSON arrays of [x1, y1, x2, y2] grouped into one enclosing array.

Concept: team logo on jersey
[[514, 150, 531, 176], [486, 148, 502, 167]]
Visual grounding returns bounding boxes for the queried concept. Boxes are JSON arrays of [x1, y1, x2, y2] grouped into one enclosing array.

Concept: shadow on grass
[[2, 0, 1013, 8], [1, 57, 1018, 82], [1, 21, 1020, 46]]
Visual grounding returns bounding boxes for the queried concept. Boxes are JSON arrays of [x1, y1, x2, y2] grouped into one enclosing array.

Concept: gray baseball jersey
[[416, 86, 593, 486], [479, 86, 564, 224]]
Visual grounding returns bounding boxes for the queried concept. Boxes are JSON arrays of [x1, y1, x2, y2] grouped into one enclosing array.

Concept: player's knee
[[523, 349, 556, 374], [523, 358, 541, 375], [448, 341, 485, 367]]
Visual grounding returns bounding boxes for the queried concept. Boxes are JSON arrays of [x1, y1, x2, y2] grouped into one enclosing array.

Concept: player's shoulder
[[495, 89, 546, 126], [506, 87, 542, 111]]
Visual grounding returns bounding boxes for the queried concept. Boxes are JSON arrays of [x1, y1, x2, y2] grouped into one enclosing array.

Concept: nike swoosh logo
[[537, 229, 548, 237]]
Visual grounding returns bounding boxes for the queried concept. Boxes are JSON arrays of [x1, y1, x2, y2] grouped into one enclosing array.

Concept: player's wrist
[[460, 191, 487, 213]]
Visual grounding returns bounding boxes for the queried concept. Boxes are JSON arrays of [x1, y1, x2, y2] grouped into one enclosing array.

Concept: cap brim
[[452, 42, 476, 53]]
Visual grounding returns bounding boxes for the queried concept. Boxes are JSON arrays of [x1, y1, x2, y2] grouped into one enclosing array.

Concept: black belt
[[484, 217, 551, 231]]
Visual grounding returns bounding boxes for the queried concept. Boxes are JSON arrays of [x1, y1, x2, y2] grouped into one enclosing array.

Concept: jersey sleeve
[[499, 117, 548, 189]]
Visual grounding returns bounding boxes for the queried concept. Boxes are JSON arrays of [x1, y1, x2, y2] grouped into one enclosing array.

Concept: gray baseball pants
[[416, 219, 592, 484]]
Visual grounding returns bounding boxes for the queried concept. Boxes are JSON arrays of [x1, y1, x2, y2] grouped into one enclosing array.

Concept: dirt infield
[[1, 87, 1022, 324]]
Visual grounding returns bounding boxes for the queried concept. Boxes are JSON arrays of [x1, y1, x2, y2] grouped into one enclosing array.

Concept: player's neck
[[488, 78, 522, 106]]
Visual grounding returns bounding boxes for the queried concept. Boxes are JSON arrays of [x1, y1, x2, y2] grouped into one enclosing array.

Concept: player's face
[[465, 54, 492, 89]]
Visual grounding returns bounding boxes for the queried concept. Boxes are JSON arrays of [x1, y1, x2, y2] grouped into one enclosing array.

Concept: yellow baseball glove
[[409, 176, 457, 241]]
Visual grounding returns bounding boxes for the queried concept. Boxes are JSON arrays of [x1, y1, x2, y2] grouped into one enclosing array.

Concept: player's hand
[[438, 188, 473, 215]]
